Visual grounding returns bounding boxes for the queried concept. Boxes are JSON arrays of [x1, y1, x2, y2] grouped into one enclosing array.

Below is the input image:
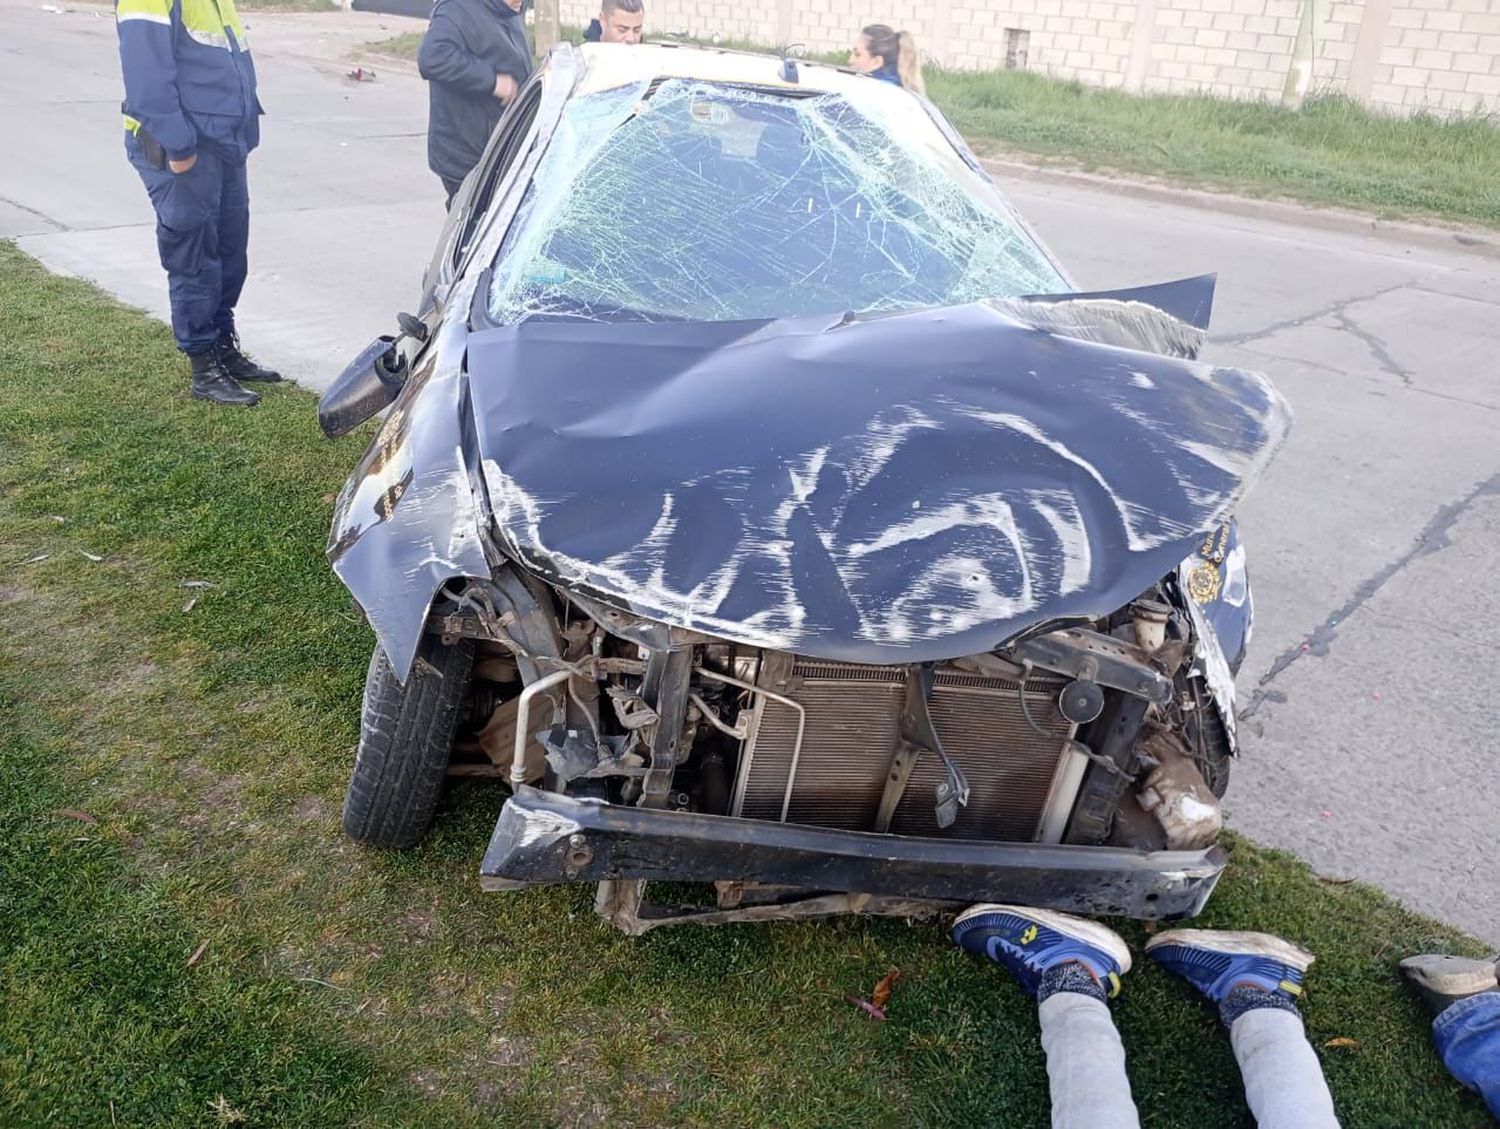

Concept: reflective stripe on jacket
[[117, 0, 261, 161]]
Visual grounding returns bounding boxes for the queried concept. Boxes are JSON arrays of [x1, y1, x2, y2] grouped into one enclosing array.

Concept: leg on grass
[[1038, 969, 1140, 1129], [1149, 929, 1339, 1128], [953, 905, 1139, 1129], [1403, 953, 1500, 1117]]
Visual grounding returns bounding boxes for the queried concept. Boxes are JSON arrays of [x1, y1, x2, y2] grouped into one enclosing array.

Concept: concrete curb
[[980, 156, 1500, 262]]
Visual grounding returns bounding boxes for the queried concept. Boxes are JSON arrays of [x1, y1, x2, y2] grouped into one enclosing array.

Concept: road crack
[[1214, 282, 1410, 347], [1332, 309, 1415, 386], [1226, 341, 1500, 413], [1241, 469, 1500, 719]]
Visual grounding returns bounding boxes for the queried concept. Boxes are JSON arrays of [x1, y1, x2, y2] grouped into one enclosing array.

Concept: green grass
[[364, 29, 423, 59], [0, 239, 1492, 1127], [928, 70, 1500, 228], [365, 28, 1500, 230]]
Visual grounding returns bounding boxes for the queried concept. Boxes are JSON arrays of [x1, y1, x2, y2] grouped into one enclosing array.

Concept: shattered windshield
[[486, 78, 1066, 323]]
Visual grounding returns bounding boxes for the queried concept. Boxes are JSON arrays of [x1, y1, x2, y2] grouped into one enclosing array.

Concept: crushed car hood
[[464, 276, 1291, 663]]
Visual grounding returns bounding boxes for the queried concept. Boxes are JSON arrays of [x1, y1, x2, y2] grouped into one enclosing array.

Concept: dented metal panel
[[325, 50, 582, 683], [464, 280, 1289, 664]]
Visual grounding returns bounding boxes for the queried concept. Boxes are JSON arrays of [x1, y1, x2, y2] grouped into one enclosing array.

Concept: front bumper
[[481, 786, 1226, 920]]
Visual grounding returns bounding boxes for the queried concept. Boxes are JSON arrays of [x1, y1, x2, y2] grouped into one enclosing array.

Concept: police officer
[[116, 0, 279, 406]]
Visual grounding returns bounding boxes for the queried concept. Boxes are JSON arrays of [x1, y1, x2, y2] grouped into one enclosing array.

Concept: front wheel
[[342, 633, 475, 848]]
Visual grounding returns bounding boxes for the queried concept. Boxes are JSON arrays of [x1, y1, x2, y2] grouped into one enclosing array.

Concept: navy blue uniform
[[116, 0, 261, 356]]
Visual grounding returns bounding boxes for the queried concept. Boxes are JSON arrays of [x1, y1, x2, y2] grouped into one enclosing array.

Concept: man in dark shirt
[[418, 0, 533, 207], [583, 0, 644, 44]]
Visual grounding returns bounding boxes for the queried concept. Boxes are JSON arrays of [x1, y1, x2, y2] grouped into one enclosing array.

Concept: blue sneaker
[[951, 904, 1131, 998], [1146, 929, 1314, 1003]]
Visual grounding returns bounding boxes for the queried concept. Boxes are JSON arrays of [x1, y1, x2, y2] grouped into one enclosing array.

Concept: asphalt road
[[3, 0, 1497, 944]]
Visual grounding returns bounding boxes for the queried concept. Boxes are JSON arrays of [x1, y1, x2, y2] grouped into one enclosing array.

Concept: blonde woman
[[848, 24, 925, 94]]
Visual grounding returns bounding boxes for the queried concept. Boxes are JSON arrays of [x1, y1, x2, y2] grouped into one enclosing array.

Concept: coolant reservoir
[[1131, 598, 1171, 653]]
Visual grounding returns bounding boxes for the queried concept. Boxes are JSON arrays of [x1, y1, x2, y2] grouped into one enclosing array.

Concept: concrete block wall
[[1358, 0, 1500, 115], [559, 0, 1500, 117]]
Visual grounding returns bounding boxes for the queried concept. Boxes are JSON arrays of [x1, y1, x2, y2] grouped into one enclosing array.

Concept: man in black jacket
[[418, 0, 533, 207], [583, 0, 644, 44]]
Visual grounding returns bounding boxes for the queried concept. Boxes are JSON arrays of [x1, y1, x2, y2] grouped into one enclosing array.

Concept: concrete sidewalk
[[3, 0, 1499, 944]]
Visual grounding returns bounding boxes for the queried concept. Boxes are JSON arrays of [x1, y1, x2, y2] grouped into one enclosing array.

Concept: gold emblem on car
[[1187, 561, 1223, 603]]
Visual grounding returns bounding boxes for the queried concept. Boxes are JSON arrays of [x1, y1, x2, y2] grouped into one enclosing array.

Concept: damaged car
[[319, 42, 1289, 934]]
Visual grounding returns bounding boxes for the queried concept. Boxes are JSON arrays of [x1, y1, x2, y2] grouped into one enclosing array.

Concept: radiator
[[730, 659, 1079, 842]]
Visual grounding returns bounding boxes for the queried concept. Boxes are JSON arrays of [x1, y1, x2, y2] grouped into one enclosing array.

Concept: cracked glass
[[486, 78, 1066, 324]]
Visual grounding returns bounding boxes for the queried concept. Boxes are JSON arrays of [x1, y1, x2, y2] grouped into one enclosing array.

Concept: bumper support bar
[[481, 786, 1225, 920]]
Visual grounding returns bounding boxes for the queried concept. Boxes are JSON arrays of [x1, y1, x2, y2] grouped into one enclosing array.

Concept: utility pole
[[533, 0, 560, 57], [1281, 0, 1326, 110]]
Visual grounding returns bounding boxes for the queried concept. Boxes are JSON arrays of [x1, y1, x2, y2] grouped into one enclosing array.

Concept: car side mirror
[[318, 335, 408, 439]]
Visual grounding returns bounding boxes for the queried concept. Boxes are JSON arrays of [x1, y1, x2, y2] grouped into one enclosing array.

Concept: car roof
[[571, 41, 896, 100]]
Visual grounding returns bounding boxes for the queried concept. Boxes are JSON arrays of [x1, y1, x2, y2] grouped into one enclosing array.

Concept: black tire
[[342, 633, 475, 848]]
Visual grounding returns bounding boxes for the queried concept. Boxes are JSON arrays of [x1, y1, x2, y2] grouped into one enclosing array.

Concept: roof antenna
[[780, 42, 804, 83]]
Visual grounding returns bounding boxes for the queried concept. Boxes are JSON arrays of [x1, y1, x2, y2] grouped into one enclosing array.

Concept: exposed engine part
[[1059, 678, 1105, 724], [473, 654, 519, 683], [476, 696, 546, 783], [509, 669, 574, 787], [694, 746, 731, 815], [1131, 598, 1172, 653], [1063, 696, 1149, 845], [1135, 730, 1223, 850], [1009, 628, 1172, 704], [734, 658, 1076, 842], [687, 691, 748, 740], [876, 663, 972, 831], [606, 684, 658, 731]]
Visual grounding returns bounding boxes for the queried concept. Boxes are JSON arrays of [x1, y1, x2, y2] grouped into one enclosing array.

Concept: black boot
[[216, 334, 283, 383], [189, 350, 260, 406]]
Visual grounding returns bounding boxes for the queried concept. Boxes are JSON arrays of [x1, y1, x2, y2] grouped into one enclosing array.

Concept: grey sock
[[1038, 961, 1108, 1004], [1220, 984, 1300, 1027]]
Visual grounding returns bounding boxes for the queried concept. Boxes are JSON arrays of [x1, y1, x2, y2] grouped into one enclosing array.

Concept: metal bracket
[[1009, 628, 1173, 704], [874, 664, 970, 831], [638, 648, 694, 808]]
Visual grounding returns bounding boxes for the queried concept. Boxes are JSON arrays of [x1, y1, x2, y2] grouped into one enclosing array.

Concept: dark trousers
[[126, 135, 249, 355]]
